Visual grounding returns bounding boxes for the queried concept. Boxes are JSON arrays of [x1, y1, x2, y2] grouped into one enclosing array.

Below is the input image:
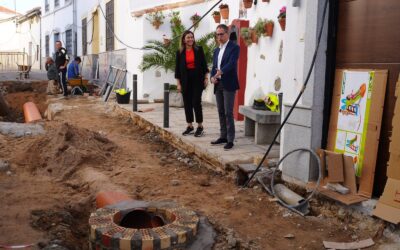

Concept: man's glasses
[[216, 33, 226, 36]]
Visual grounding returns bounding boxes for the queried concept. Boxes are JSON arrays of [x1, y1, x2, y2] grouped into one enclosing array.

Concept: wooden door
[[335, 0, 400, 196]]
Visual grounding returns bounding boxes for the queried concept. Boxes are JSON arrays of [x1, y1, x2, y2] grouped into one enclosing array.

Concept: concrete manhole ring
[[89, 200, 199, 250]]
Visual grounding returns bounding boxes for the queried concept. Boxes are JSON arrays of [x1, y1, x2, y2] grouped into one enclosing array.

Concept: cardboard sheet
[[326, 151, 344, 182], [307, 182, 368, 206], [343, 155, 357, 194]]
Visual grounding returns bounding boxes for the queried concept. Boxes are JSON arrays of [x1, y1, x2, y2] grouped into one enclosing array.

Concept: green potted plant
[[190, 13, 201, 29], [146, 11, 165, 29], [240, 27, 252, 46], [140, 15, 217, 74], [243, 0, 253, 9], [169, 11, 181, 27], [250, 28, 258, 44], [114, 88, 131, 104], [254, 18, 267, 37], [277, 6, 286, 31], [219, 3, 229, 19], [212, 11, 221, 23], [265, 19, 274, 37]]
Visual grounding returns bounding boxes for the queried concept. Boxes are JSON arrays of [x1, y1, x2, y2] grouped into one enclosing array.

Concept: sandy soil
[[0, 82, 394, 249]]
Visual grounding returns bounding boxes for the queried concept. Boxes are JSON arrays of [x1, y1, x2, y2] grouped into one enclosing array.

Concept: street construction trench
[[0, 81, 398, 249]]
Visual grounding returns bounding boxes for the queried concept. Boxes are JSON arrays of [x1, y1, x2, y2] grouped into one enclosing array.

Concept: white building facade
[[0, 6, 42, 70], [41, 0, 77, 63], [71, 0, 328, 185]]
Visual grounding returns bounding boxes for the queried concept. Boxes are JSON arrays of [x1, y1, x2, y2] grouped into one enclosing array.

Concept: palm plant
[[139, 19, 217, 73]]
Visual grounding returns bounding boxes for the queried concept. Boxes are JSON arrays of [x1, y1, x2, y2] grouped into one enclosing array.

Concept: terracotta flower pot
[[243, 0, 253, 9], [250, 29, 258, 44], [152, 20, 161, 29], [213, 14, 221, 23], [220, 7, 229, 19], [265, 22, 274, 37], [278, 18, 286, 31]]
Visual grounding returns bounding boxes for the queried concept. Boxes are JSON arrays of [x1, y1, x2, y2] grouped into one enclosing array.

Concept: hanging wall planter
[[278, 18, 286, 31], [169, 11, 181, 27], [254, 18, 266, 37], [219, 4, 229, 19], [190, 13, 201, 29], [250, 28, 258, 44], [243, 0, 253, 9], [146, 11, 165, 30], [240, 27, 252, 47], [277, 6, 286, 31], [265, 20, 274, 37], [212, 11, 221, 23]]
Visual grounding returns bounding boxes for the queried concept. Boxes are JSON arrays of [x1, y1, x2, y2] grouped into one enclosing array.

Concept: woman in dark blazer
[[175, 30, 209, 137]]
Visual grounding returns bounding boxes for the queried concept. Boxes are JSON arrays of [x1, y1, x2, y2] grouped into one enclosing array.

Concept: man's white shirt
[[217, 40, 229, 73]]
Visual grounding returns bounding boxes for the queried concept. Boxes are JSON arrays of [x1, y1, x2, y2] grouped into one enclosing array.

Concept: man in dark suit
[[210, 24, 240, 150]]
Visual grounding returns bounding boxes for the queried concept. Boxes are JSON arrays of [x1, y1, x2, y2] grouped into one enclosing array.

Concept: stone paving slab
[[115, 102, 279, 171]]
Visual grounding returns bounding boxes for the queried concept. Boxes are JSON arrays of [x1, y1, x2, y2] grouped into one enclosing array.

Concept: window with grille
[[54, 33, 60, 48], [45, 0, 49, 12], [54, 0, 59, 7], [105, 0, 114, 51], [82, 18, 87, 55], [66, 29, 73, 56], [45, 35, 49, 57]]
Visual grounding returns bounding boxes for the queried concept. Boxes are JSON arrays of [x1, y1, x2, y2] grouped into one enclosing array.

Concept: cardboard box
[[387, 153, 400, 180], [312, 150, 363, 205], [373, 73, 400, 224], [373, 202, 400, 224], [378, 178, 400, 209]]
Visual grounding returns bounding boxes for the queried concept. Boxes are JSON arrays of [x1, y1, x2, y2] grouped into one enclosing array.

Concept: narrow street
[[0, 81, 396, 249]]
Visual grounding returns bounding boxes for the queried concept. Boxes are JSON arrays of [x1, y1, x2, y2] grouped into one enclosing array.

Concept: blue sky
[[0, 0, 42, 14]]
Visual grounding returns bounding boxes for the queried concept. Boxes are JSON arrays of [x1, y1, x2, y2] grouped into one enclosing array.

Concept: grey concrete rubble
[[0, 122, 45, 137]]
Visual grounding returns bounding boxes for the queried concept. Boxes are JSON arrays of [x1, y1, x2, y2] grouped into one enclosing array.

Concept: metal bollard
[[132, 74, 138, 112], [164, 83, 169, 128]]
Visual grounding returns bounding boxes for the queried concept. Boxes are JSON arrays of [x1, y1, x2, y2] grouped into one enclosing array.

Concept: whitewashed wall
[[17, 15, 42, 69], [41, 0, 74, 60], [0, 10, 41, 70]]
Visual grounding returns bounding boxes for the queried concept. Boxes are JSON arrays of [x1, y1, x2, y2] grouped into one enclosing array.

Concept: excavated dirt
[[0, 83, 397, 249], [14, 122, 117, 181], [0, 81, 48, 122]]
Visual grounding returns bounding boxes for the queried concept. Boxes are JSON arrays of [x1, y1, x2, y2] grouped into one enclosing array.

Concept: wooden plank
[[131, 0, 207, 17]]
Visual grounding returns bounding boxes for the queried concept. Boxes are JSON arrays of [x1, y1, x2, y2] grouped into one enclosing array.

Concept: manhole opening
[[119, 209, 170, 229]]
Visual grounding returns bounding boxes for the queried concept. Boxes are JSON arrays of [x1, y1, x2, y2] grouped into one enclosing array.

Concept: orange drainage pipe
[[96, 191, 132, 209], [23, 102, 42, 123]]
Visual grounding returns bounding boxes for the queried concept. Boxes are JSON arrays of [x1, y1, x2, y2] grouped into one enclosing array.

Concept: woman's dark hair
[[180, 30, 196, 52]]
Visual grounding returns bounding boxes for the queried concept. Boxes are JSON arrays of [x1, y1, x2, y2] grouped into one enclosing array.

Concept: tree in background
[[139, 14, 216, 73]]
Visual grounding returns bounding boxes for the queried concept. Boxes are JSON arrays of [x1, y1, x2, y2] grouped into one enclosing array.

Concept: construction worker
[[55, 41, 70, 97]]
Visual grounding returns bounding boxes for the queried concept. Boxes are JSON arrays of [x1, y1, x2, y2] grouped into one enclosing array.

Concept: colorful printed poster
[[334, 71, 374, 176]]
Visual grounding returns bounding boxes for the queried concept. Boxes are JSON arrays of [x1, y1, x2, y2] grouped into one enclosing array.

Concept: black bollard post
[[132, 74, 138, 112], [164, 83, 169, 128]]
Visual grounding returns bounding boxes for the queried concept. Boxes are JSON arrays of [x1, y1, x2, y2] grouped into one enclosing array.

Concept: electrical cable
[[244, 0, 330, 187], [170, 0, 222, 42], [270, 148, 321, 212], [97, 0, 222, 50], [98, 4, 148, 50]]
